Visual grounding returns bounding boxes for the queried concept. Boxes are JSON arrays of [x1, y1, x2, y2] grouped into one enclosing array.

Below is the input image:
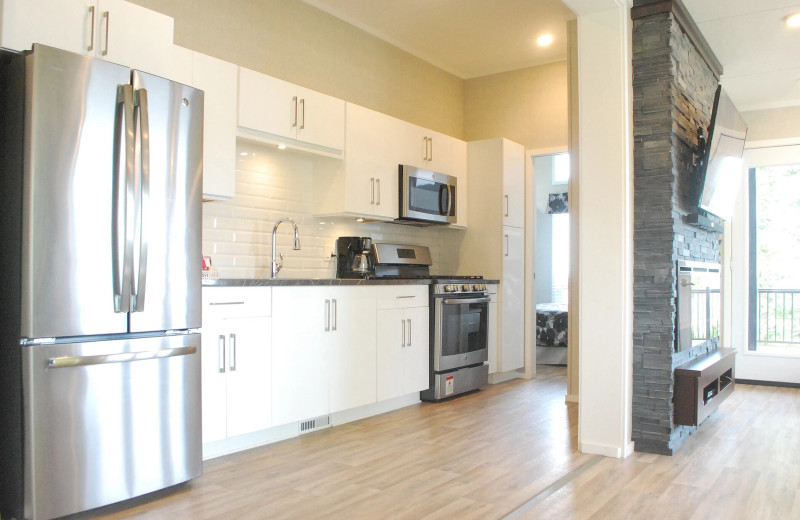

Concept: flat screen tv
[[698, 85, 748, 220]]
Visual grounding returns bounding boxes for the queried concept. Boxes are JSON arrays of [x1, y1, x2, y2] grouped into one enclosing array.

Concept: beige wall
[[742, 106, 800, 142], [463, 62, 569, 150], [130, 0, 465, 138]]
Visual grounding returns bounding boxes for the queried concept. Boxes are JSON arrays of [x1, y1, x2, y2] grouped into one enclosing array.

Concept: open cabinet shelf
[[674, 348, 736, 427]]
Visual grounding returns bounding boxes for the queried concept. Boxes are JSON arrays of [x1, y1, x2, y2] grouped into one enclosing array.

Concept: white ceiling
[[682, 0, 800, 112], [302, 1, 800, 112], [301, 0, 576, 79]]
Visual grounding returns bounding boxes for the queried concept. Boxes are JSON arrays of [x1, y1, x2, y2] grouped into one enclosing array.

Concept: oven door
[[399, 165, 457, 224], [434, 294, 490, 371]]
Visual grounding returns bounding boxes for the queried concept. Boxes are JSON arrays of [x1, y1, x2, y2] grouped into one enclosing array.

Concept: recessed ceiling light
[[786, 13, 800, 27], [277, 144, 287, 150], [537, 34, 554, 47]]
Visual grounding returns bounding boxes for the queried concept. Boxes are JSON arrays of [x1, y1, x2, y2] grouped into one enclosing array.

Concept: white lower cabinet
[[271, 286, 377, 426], [375, 286, 429, 401], [201, 287, 271, 444], [502, 226, 525, 371]]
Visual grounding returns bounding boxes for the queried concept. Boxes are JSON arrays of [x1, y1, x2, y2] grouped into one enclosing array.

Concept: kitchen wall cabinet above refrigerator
[[0, 0, 174, 79], [237, 67, 346, 155], [172, 46, 238, 200]]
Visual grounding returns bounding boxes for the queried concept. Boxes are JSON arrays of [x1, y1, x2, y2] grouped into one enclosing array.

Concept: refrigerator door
[[128, 70, 203, 333], [21, 45, 132, 339], [22, 334, 202, 520]]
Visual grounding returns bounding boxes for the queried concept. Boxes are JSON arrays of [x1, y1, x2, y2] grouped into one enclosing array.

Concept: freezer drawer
[[22, 334, 202, 520]]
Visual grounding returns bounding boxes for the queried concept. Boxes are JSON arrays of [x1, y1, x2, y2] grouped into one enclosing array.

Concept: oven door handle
[[442, 297, 491, 305]]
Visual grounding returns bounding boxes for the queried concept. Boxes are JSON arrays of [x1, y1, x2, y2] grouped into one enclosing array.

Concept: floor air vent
[[299, 415, 331, 433]]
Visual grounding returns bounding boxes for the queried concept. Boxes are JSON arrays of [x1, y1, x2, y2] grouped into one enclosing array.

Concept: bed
[[536, 302, 568, 365]]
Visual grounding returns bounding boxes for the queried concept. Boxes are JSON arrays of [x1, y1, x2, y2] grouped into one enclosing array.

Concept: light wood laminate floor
[[79, 366, 799, 520]]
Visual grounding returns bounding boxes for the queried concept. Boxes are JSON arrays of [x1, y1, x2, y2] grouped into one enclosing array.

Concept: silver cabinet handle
[[406, 318, 412, 347], [218, 335, 226, 373], [49, 346, 197, 369], [429, 137, 433, 161], [101, 10, 110, 56], [376, 178, 381, 205], [209, 301, 245, 306], [229, 333, 236, 371], [299, 98, 305, 130], [292, 96, 298, 128], [324, 299, 330, 331], [331, 298, 337, 331], [87, 6, 96, 51], [401, 319, 406, 348], [504, 195, 509, 217], [505, 234, 509, 257], [396, 295, 416, 299], [132, 88, 150, 312], [370, 178, 375, 205]]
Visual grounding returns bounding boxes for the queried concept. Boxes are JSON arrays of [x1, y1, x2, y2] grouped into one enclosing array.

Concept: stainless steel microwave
[[397, 165, 457, 225]]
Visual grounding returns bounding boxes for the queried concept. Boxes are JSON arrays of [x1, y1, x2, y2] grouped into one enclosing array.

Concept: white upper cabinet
[[237, 67, 345, 152], [502, 139, 525, 228], [193, 52, 237, 200], [1, 0, 174, 78]]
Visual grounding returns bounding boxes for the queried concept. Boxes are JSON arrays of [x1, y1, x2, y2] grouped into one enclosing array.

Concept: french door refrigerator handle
[[48, 346, 198, 369], [112, 84, 135, 313], [131, 88, 150, 312]]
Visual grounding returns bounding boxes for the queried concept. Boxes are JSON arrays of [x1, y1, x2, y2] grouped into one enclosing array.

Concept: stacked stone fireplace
[[632, 0, 726, 455]]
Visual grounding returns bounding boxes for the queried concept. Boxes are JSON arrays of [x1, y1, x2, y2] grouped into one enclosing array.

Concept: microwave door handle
[[448, 185, 456, 217], [438, 185, 449, 216]]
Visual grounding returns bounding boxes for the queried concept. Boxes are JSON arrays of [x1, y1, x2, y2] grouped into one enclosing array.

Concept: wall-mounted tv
[[697, 85, 748, 220]]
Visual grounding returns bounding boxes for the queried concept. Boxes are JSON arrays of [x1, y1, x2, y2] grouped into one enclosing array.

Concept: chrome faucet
[[271, 217, 301, 278]]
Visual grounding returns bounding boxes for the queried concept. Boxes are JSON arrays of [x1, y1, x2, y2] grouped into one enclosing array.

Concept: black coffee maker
[[336, 236, 374, 278]]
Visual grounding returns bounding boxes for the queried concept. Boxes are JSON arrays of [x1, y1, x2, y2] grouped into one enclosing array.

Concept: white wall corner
[[574, 3, 635, 459]]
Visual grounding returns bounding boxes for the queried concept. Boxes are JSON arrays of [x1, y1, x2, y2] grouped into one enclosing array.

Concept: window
[[552, 213, 569, 304], [748, 164, 800, 353]]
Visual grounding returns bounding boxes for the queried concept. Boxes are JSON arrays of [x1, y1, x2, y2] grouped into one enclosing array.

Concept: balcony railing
[[757, 289, 800, 345]]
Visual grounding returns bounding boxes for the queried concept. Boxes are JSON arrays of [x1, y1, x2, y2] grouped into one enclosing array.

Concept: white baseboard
[[578, 439, 635, 459], [202, 393, 423, 460]]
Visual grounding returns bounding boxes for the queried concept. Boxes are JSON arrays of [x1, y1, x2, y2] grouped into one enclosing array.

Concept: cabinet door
[[237, 67, 296, 139], [503, 140, 525, 228], [376, 308, 406, 401], [225, 317, 271, 438], [501, 226, 525, 371], [343, 103, 399, 219], [271, 288, 328, 425], [450, 138, 468, 228], [487, 288, 499, 374], [98, 0, 174, 78], [403, 306, 430, 394], [328, 287, 377, 413], [194, 52, 237, 200], [0, 0, 90, 53], [200, 319, 228, 444], [296, 86, 345, 151]]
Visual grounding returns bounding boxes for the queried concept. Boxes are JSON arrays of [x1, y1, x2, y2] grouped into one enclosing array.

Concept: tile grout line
[[502, 455, 605, 519]]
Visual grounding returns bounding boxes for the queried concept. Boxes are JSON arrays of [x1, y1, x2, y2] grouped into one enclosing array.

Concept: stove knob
[[482, 284, 488, 291], [461, 284, 470, 292], [444, 285, 454, 292], [472, 284, 480, 292]]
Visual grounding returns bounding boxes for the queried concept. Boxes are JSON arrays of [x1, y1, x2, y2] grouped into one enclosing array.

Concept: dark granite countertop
[[202, 278, 433, 287], [203, 278, 501, 287]]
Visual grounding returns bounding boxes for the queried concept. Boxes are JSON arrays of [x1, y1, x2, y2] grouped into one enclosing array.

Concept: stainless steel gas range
[[370, 243, 490, 401]]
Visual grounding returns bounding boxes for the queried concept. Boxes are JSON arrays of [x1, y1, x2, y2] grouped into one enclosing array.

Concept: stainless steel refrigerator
[[0, 44, 203, 520]]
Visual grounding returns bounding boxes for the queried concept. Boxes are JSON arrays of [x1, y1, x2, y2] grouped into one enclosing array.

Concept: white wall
[[535, 155, 556, 304], [570, 0, 635, 458], [203, 140, 464, 279]]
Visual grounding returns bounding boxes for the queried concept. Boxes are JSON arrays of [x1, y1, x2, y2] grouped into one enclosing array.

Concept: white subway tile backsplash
[[202, 141, 464, 279]]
